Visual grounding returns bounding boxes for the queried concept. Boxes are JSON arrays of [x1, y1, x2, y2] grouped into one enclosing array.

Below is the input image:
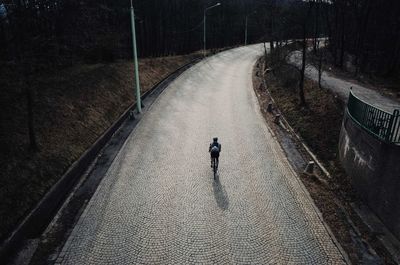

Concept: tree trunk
[[318, 50, 323, 89], [313, 0, 320, 54], [333, 3, 339, 66], [355, 0, 371, 76], [299, 35, 307, 106], [339, 10, 345, 69], [299, 2, 313, 106], [25, 84, 38, 151], [263, 42, 268, 61]]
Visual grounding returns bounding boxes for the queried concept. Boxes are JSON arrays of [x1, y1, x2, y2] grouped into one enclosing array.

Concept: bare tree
[[25, 82, 38, 151], [313, 0, 320, 54], [298, 1, 313, 106]]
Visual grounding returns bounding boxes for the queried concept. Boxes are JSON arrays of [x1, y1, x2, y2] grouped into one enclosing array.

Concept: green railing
[[347, 91, 400, 144]]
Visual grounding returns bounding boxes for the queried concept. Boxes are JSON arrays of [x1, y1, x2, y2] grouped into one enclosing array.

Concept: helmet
[[213, 137, 218, 142]]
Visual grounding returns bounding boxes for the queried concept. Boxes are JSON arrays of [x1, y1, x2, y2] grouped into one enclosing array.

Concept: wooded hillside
[[327, 0, 400, 77], [1, 0, 399, 78], [0, 0, 312, 64]]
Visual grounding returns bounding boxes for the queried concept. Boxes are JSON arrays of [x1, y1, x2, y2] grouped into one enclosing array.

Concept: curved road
[[56, 45, 347, 264]]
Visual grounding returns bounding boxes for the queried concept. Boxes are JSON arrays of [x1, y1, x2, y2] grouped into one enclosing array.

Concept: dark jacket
[[209, 142, 221, 153]]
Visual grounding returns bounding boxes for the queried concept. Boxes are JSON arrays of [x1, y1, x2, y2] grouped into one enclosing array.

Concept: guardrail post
[[304, 161, 315, 175], [387, 110, 399, 142], [274, 114, 281, 124], [267, 102, 273, 113]]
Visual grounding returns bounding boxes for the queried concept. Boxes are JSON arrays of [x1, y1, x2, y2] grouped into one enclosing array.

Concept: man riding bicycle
[[209, 137, 221, 168]]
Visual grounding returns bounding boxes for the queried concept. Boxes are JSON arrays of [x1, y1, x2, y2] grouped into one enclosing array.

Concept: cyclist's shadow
[[212, 176, 229, 210]]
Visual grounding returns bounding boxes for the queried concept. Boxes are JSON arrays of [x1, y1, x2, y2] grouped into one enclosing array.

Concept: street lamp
[[130, 0, 141, 113], [245, 11, 257, 46], [203, 2, 221, 57], [245, 15, 248, 46]]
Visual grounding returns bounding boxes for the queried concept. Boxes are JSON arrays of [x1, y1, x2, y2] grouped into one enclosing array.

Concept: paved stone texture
[[57, 45, 347, 264], [289, 51, 400, 113]]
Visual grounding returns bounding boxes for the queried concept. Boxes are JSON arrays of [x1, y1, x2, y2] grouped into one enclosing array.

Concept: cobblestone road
[[56, 45, 347, 264]]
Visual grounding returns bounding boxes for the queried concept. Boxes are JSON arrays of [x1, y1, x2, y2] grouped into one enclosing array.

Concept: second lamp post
[[130, 0, 141, 113], [203, 3, 221, 57]]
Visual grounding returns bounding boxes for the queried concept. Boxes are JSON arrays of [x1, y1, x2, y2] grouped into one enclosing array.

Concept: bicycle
[[211, 157, 218, 180], [209, 137, 221, 180]]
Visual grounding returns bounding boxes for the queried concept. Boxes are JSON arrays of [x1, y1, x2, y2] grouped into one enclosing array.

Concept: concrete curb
[[0, 57, 201, 263], [260, 76, 332, 181], [255, 57, 351, 264]]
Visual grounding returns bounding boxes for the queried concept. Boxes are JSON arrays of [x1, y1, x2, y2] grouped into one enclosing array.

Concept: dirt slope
[[0, 54, 199, 241]]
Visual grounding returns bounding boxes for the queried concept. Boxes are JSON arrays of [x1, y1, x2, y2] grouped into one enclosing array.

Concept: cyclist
[[209, 137, 221, 168]]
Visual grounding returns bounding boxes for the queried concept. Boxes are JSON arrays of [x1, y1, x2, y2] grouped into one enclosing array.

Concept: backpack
[[211, 145, 219, 154]]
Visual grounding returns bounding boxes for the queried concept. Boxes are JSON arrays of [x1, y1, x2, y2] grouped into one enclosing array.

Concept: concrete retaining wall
[[339, 110, 400, 239]]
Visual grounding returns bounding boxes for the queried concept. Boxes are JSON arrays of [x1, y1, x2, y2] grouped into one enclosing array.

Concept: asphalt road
[[289, 51, 400, 113], [56, 45, 347, 264]]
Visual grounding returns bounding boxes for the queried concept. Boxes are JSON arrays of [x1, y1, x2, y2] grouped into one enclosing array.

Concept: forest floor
[[0, 52, 201, 243], [253, 56, 397, 264]]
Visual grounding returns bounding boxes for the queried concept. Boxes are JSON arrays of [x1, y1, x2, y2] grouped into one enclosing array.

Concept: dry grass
[[0, 54, 199, 241], [268, 76, 345, 163]]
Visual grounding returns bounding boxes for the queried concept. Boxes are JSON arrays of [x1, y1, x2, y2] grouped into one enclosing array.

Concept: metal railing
[[347, 91, 400, 144]]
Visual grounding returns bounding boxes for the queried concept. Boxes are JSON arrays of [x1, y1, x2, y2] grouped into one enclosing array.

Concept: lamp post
[[203, 3, 221, 57], [130, 0, 141, 113], [245, 11, 257, 46], [245, 15, 248, 46]]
